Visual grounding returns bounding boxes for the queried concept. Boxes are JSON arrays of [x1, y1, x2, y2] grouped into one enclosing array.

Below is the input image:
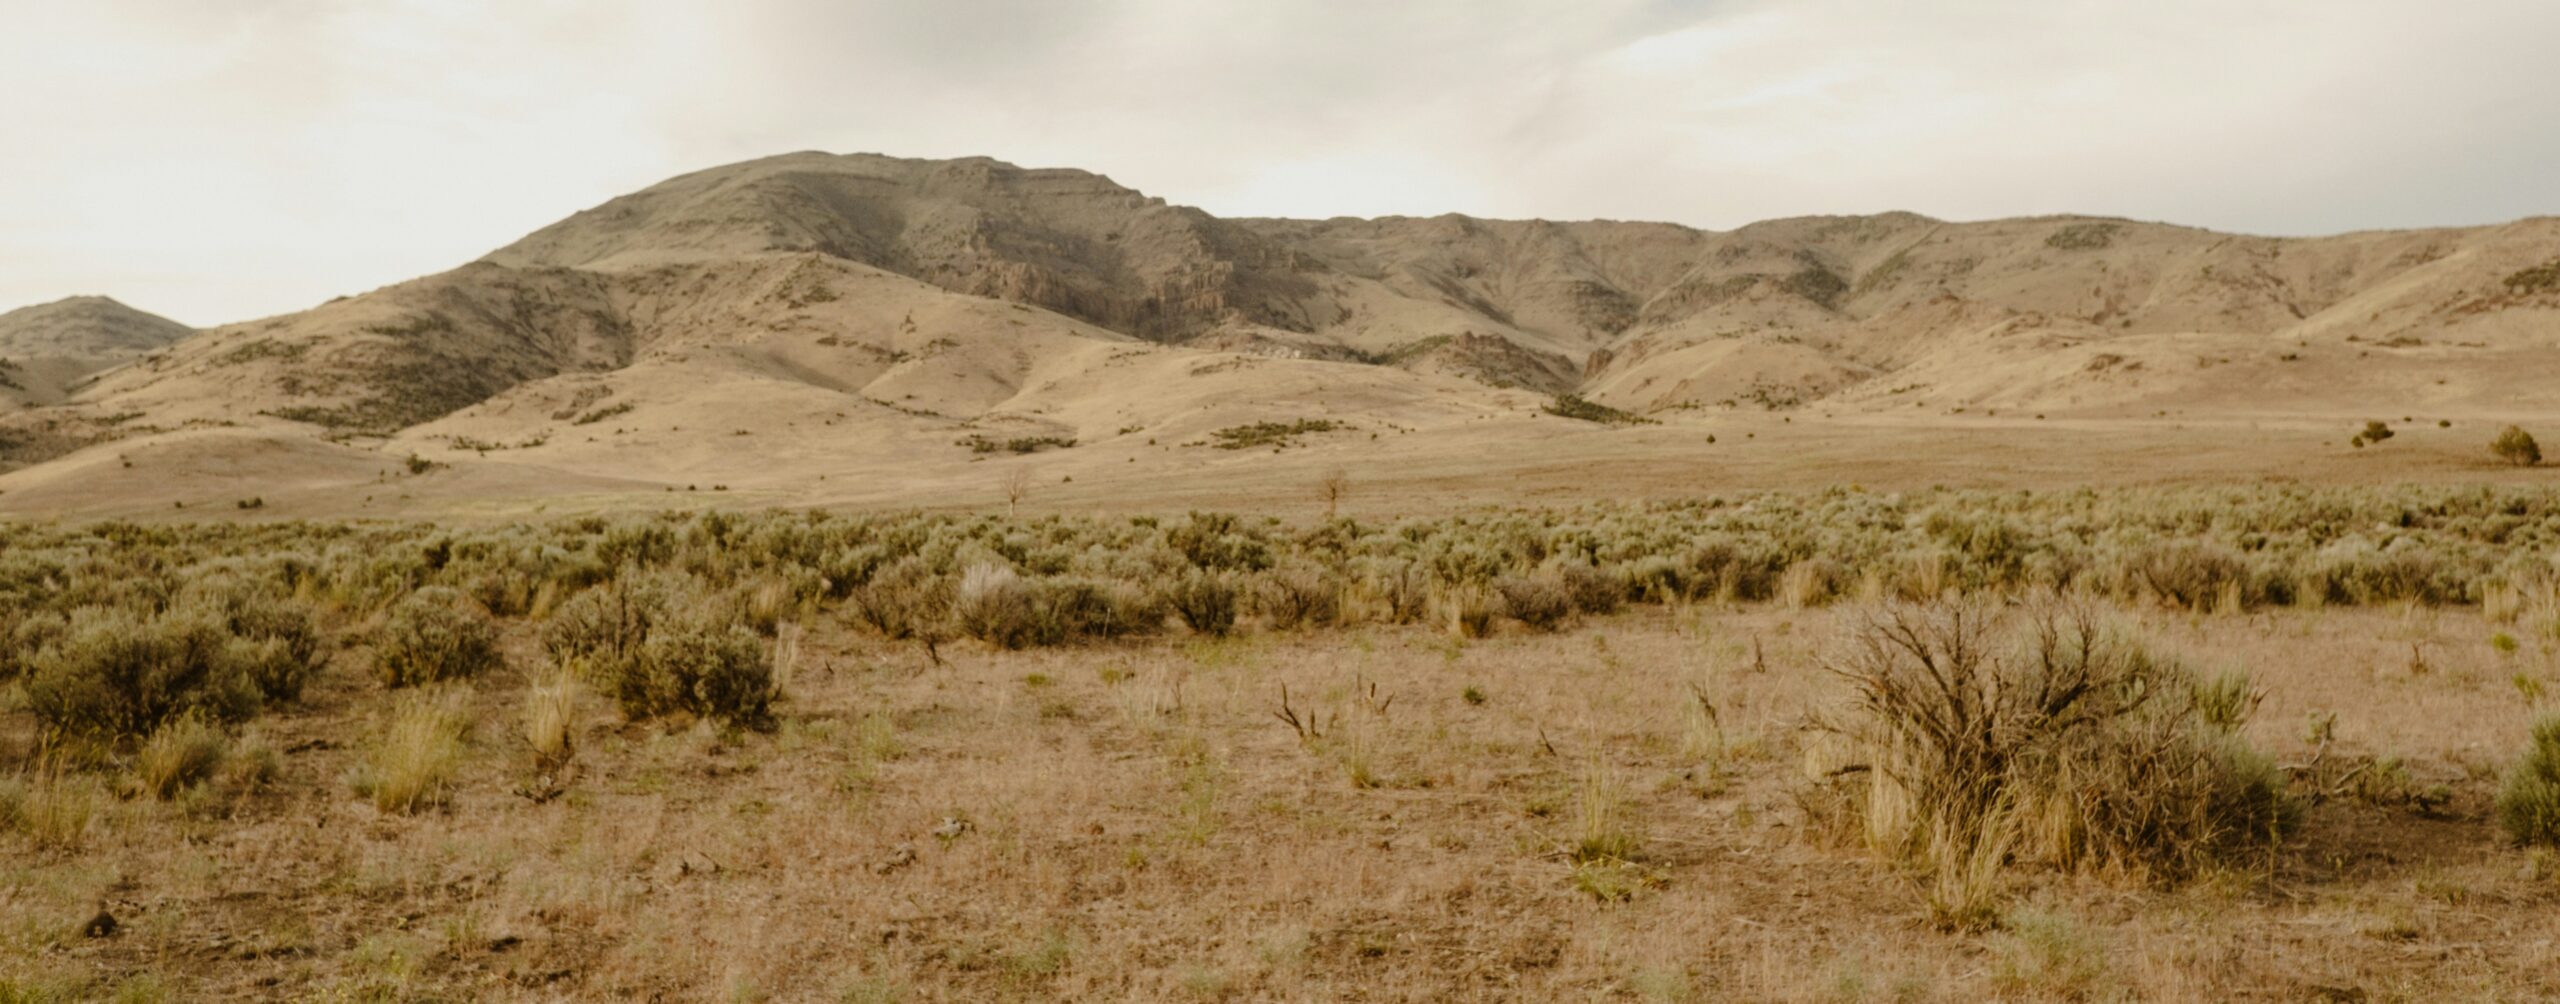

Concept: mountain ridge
[[3, 150, 2557, 517]]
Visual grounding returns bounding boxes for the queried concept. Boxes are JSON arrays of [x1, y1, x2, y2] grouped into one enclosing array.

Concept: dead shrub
[[1814, 597, 2288, 927], [2121, 540, 2252, 611], [1494, 572, 1573, 632], [1256, 565, 1341, 631]]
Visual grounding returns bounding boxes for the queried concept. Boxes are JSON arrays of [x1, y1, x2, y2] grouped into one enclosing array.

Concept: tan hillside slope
[[1, 150, 2557, 518], [0, 295, 191, 408]]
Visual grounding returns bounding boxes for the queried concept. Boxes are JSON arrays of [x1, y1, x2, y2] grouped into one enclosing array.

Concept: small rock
[[932, 817, 970, 841]]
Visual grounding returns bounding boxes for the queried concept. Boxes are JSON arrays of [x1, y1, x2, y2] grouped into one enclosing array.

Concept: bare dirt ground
[[13, 600, 2557, 1001], [5, 410, 2548, 525]]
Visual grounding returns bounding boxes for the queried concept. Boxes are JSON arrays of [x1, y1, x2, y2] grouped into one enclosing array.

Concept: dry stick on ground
[[1273, 684, 1328, 744]]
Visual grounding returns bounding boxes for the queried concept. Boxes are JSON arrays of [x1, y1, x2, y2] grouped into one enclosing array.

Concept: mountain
[[2, 151, 2557, 518], [0, 296, 191, 408]]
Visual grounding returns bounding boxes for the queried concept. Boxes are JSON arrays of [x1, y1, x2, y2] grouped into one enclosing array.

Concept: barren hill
[[0, 295, 191, 409], [2, 151, 2557, 518]]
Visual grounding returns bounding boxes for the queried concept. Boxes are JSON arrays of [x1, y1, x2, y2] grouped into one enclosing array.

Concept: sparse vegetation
[[0, 488, 2552, 996], [2045, 222, 2122, 250], [571, 401, 636, 425], [2352, 419, 2395, 448], [1208, 418, 1341, 450], [958, 433, 1075, 455], [1543, 393, 1655, 425], [1813, 598, 2286, 927], [2504, 257, 2560, 295]]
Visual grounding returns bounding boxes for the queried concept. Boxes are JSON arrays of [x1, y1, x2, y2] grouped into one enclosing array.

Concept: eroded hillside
[[2, 151, 2556, 517]]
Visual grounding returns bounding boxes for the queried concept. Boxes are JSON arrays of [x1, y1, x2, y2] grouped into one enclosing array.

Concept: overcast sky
[[6, 0, 2557, 327]]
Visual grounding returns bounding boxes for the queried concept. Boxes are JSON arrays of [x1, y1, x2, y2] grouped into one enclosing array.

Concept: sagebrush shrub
[[377, 586, 502, 687], [542, 568, 692, 666], [2122, 540, 2252, 611], [601, 617, 774, 725], [1552, 561, 1625, 615], [2493, 426, 2543, 467], [1495, 572, 1573, 632], [1168, 570, 1239, 636], [25, 607, 262, 739], [2497, 714, 2560, 847], [956, 564, 1041, 649], [1256, 565, 1341, 631], [1818, 598, 2287, 926], [180, 576, 329, 702], [548, 570, 774, 724], [1354, 558, 1430, 624], [846, 557, 953, 645]]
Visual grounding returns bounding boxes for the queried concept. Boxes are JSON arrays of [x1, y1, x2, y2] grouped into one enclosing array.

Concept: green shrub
[[376, 586, 502, 687], [846, 557, 953, 647], [1168, 570, 1239, 636], [2497, 714, 2560, 847], [25, 607, 262, 739], [2493, 426, 2542, 467], [955, 564, 1041, 649], [614, 619, 773, 725], [178, 576, 328, 702], [1543, 394, 1654, 426], [543, 568, 693, 665]]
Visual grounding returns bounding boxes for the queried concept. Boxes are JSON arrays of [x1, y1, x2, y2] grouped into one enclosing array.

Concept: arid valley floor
[[7, 151, 2560, 1002]]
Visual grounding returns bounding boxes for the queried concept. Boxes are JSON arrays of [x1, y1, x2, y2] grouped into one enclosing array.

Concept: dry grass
[[0, 603, 2551, 997], [0, 758, 102, 851], [349, 687, 472, 814], [133, 711, 227, 799], [522, 666, 579, 772], [5, 497, 2560, 998]]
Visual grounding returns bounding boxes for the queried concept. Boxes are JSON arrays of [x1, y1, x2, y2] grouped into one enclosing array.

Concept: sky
[[5, 0, 2557, 327]]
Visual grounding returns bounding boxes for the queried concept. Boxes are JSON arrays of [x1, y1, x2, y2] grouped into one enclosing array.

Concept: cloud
[[2, 0, 2554, 325]]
